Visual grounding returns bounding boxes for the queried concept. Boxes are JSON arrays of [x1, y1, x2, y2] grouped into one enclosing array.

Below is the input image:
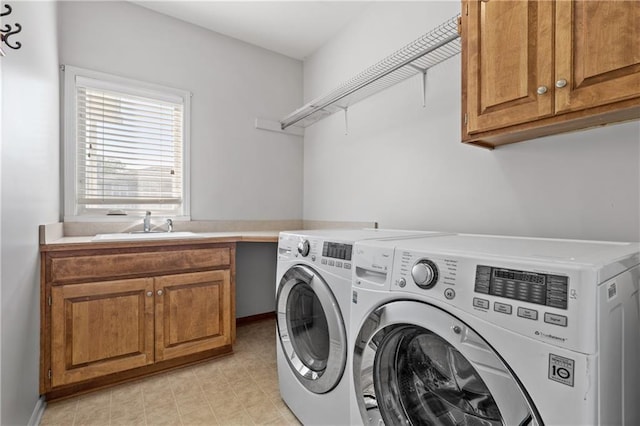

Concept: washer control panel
[[475, 265, 568, 309], [352, 234, 639, 356], [384, 247, 584, 352]]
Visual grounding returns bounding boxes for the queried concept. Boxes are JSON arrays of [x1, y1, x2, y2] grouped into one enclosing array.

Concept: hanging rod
[[280, 14, 461, 130]]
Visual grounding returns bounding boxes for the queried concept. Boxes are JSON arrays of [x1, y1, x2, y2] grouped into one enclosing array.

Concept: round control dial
[[411, 259, 439, 289], [297, 240, 311, 257]]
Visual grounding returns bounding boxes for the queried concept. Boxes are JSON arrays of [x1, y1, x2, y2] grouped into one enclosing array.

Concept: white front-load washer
[[276, 229, 446, 425], [350, 234, 640, 425]]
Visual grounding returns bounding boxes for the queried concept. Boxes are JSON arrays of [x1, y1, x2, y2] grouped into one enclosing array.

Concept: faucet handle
[[166, 218, 173, 233], [145, 211, 151, 216]]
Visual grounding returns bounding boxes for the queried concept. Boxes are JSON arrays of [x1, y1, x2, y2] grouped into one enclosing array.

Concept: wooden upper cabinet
[[555, 1, 640, 113], [154, 270, 232, 362], [50, 278, 155, 387], [462, 0, 640, 148], [466, 0, 553, 134]]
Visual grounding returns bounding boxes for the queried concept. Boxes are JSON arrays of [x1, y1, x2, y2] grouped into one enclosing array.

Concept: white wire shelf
[[280, 15, 462, 130]]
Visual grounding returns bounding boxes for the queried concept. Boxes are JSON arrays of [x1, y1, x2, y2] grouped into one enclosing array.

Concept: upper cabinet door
[[555, 1, 640, 114], [465, 0, 553, 135]]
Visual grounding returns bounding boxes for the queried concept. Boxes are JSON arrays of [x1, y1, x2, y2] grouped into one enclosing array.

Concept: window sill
[[64, 215, 191, 223]]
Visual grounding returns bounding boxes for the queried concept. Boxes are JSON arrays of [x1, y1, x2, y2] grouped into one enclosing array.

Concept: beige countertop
[[39, 220, 377, 251]]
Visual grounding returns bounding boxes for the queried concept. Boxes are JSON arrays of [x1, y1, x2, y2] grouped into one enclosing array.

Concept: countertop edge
[[40, 232, 280, 252]]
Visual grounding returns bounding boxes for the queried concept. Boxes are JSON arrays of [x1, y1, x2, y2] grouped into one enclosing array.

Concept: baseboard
[[236, 311, 275, 326], [28, 396, 46, 426]]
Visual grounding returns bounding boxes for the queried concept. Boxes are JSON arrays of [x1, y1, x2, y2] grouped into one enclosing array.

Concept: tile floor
[[40, 318, 301, 426]]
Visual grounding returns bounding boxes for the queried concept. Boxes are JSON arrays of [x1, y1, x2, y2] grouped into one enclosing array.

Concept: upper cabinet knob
[[555, 79, 568, 88], [536, 86, 548, 95]]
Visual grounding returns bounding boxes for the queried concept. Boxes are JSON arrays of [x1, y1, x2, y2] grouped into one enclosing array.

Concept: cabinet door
[[464, 0, 553, 134], [50, 278, 155, 387], [155, 270, 232, 361], [555, 1, 640, 113]]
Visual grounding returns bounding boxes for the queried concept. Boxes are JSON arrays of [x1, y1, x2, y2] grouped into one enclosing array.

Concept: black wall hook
[[1, 4, 22, 52]]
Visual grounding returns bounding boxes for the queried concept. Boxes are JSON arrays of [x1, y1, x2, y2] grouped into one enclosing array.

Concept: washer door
[[354, 300, 541, 426], [277, 265, 347, 394]]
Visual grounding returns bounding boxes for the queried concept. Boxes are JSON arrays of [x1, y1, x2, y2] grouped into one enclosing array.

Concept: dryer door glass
[[353, 301, 540, 426], [277, 265, 347, 394]]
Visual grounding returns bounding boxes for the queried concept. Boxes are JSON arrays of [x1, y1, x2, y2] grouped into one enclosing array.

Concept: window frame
[[63, 65, 191, 222]]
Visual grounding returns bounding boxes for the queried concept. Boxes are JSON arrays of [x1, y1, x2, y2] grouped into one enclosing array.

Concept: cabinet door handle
[[555, 79, 567, 88], [146, 291, 153, 297], [157, 290, 164, 296], [536, 86, 548, 95]]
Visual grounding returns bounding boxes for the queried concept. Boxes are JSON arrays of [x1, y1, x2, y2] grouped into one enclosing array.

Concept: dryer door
[[277, 265, 347, 394], [354, 300, 541, 426]]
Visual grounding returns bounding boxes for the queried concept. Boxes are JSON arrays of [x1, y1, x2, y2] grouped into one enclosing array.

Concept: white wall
[[1, 2, 60, 424], [303, 2, 640, 242], [58, 1, 303, 221]]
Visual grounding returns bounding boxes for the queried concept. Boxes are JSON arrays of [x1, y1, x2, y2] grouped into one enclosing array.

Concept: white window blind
[[75, 76, 185, 213]]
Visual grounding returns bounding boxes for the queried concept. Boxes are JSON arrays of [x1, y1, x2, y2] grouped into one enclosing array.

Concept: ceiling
[[133, 1, 371, 60]]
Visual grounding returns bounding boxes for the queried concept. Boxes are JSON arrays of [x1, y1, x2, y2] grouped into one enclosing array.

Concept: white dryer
[[350, 234, 640, 425], [276, 229, 446, 425]]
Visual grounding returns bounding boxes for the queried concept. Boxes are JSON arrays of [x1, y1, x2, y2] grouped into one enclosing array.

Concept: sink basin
[[91, 231, 202, 242]]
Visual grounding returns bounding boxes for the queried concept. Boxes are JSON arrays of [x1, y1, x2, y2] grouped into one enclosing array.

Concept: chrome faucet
[[166, 218, 173, 233], [143, 211, 151, 233]]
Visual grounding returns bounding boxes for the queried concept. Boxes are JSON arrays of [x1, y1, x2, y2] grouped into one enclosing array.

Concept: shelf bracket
[[408, 64, 428, 107], [254, 118, 304, 137]]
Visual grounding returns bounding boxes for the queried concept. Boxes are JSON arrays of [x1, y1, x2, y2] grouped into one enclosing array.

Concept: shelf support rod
[[422, 70, 427, 107], [408, 64, 428, 107], [340, 107, 349, 135]]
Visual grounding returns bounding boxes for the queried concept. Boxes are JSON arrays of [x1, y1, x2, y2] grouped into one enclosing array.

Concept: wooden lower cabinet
[[41, 242, 236, 399], [155, 270, 232, 361], [50, 278, 155, 388]]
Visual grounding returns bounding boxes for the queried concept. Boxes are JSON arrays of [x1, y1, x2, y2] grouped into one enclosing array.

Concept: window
[[63, 66, 190, 220]]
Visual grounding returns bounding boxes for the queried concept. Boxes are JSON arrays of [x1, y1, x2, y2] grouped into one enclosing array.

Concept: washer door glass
[[277, 265, 347, 394], [353, 301, 540, 426], [375, 326, 501, 425]]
